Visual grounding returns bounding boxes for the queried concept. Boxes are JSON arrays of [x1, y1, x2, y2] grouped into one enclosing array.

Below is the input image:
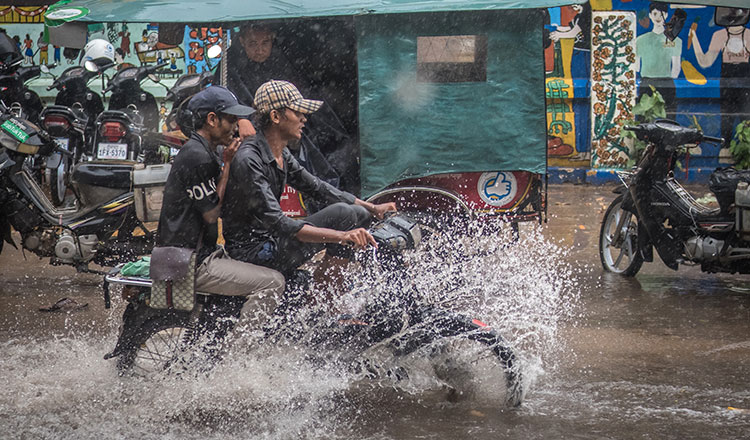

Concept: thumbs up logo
[[477, 172, 517, 207]]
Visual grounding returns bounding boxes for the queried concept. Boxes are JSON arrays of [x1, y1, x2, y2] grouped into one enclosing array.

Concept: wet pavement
[[1, 183, 749, 439]]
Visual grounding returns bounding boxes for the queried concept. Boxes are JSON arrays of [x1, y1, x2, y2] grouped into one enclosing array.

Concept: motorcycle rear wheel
[[116, 312, 195, 376], [599, 194, 643, 276]]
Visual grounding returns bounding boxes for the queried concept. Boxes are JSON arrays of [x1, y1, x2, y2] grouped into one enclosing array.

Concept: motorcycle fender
[[620, 192, 637, 213], [104, 300, 154, 359], [0, 150, 16, 172], [637, 222, 653, 262], [0, 187, 18, 252], [612, 184, 627, 195]]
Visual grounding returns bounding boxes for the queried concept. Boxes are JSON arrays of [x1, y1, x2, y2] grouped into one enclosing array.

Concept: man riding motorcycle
[[221, 80, 395, 301]]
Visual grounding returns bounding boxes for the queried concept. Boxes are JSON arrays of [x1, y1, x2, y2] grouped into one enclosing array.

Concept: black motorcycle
[[41, 65, 105, 206], [162, 70, 213, 134], [102, 214, 523, 408], [596, 119, 747, 276], [0, 64, 42, 124], [0, 104, 156, 271], [86, 62, 168, 163]]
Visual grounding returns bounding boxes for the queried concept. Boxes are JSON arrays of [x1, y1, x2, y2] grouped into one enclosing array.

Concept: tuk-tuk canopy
[[45, 0, 585, 24]]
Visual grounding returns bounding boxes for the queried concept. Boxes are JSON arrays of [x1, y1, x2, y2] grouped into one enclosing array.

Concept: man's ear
[[206, 111, 219, 128], [270, 109, 281, 124]]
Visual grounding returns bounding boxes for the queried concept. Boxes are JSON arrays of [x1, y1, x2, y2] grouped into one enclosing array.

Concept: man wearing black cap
[[222, 80, 396, 299], [156, 85, 284, 321]]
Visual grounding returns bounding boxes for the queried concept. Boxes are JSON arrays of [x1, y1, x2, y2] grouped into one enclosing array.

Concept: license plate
[[55, 138, 69, 151], [97, 143, 128, 160]]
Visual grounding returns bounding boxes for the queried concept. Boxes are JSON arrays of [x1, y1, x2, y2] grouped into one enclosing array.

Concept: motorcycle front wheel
[[599, 194, 643, 276], [389, 312, 523, 408]]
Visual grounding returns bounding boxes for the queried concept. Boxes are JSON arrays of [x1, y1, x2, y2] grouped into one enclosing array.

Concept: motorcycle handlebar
[[702, 135, 723, 144]]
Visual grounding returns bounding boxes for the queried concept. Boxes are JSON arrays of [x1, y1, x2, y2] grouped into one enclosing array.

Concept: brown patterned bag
[[149, 247, 196, 311]]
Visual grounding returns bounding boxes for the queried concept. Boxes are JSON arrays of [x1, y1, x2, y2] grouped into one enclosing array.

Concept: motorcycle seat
[[72, 162, 132, 190]]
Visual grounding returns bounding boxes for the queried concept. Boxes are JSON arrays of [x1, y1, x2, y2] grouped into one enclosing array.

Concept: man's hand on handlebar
[[355, 199, 397, 220], [370, 202, 397, 220], [341, 228, 377, 248]]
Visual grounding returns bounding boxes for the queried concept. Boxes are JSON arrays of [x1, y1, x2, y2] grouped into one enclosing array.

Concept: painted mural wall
[[547, 1, 749, 170], [0, 6, 227, 132], [0, 3, 746, 161]]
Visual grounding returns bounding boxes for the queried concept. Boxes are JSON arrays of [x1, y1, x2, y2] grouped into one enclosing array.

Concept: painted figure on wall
[[635, 2, 685, 115], [690, 7, 750, 142], [23, 33, 32, 64], [36, 32, 47, 65], [550, 3, 592, 79], [119, 23, 131, 57], [184, 27, 225, 74]]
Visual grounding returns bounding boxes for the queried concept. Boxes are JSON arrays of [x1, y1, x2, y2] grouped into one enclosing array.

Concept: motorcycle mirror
[[206, 45, 222, 59], [84, 60, 99, 73], [148, 73, 160, 83], [40, 65, 50, 74]]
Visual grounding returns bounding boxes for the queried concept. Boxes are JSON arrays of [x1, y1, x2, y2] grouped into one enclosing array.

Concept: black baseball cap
[[187, 85, 255, 116]]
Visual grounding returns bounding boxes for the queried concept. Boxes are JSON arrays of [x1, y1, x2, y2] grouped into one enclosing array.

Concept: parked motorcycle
[[597, 119, 743, 277], [76, 62, 166, 165], [162, 70, 213, 134], [0, 103, 156, 271], [41, 65, 105, 206], [0, 30, 42, 124], [102, 214, 523, 408], [0, 64, 42, 123]]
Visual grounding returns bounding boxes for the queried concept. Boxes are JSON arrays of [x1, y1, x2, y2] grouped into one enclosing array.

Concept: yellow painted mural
[[0, 6, 48, 24], [546, 77, 580, 166]]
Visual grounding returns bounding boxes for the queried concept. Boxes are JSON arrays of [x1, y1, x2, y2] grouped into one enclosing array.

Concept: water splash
[[0, 222, 579, 438]]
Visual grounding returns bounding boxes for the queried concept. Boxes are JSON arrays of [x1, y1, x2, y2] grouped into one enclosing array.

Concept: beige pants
[[195, 248, 285, 327]]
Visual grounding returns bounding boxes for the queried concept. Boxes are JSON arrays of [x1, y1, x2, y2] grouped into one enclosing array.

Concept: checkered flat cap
[[254, 80, 323, 115]]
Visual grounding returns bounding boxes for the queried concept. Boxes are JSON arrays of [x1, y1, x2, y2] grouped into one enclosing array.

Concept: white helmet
[[80, 39, 115, 68]]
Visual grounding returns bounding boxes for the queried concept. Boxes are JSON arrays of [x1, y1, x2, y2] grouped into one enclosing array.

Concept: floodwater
[[1, 183, 749, 439]]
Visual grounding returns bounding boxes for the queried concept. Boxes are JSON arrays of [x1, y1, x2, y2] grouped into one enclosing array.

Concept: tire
[[599, 194, 644, 276], [48, 155, 69, 207], [391, 312, 523, 408], [116, 312, 195, 376]]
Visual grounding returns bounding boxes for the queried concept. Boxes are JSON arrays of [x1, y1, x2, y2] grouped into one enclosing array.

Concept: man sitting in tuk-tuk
[[220, 23, 357, 195], [221, 80, 396, 300]]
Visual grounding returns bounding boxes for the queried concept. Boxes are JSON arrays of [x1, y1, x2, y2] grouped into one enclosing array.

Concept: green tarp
[[356, 10, 547, 197], [45, 0, 583, 24]]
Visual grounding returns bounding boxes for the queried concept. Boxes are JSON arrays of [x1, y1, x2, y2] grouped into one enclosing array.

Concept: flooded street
[[1, 183, 749, 439]]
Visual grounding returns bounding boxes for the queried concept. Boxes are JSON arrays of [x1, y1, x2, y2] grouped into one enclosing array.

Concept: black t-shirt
[[156, 132, 221, 261]]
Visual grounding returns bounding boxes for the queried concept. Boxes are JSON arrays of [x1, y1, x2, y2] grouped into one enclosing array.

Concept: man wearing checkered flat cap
[[222, 80, 396, 298]]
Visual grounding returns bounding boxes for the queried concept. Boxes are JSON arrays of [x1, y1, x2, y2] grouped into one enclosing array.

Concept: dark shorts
[[230, 203, 372, 275]]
